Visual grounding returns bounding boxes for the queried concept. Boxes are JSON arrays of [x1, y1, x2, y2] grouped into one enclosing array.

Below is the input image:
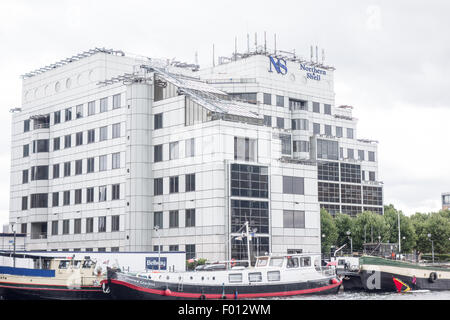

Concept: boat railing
[[318, 266, 336, 277]]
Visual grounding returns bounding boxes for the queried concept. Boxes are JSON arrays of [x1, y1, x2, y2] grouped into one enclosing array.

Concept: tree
[[383, 204, 416, 253], [410, 212, 430, 253], [320, 208, 338, 254], [334, 213, 354, 251], [352, 211, 389, 251], [424, 212, 450, 254]]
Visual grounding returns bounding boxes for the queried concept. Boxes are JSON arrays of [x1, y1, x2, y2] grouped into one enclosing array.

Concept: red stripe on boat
[[110, 279, 342, 299]]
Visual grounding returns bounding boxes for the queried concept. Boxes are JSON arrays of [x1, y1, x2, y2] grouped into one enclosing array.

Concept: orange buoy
[[165, 289, 172, 296]]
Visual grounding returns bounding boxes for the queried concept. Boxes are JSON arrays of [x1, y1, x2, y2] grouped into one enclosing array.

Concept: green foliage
[[186, 258, 207, 270], [319, 204, 450, 255], [320, 208, 338, 254]]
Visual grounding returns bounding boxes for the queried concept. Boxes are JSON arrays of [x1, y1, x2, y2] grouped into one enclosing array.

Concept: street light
[[346, 231, 353, 255], [11, 222, 16, 268], [154, 225, 161, 271], [428, 233, 434, 264]]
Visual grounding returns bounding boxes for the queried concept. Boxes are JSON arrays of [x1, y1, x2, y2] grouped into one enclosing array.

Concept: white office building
[[9, 47, 383, 262]]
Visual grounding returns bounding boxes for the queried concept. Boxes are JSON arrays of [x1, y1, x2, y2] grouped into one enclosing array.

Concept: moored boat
[[104, 253, 342, 300], [359, 255, 450, 292], [0, 252, 110, 300]]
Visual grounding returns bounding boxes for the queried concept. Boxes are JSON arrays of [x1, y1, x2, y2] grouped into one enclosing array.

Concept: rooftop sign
[[268, 56, 327, 81]]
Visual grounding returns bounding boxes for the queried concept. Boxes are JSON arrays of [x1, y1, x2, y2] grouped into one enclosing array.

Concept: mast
[[245, 221, 251, 267]]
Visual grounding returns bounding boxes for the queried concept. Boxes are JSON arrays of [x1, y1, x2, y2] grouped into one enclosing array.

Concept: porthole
[[55, 81, 61, 92]]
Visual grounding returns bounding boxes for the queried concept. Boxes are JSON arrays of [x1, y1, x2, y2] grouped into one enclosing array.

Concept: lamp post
[[428, 233, 434, 264], [154, 225, 161, 271], [346, 231, 352, 255], [11, 222, 16, 268], [397, 211, 401, 254]]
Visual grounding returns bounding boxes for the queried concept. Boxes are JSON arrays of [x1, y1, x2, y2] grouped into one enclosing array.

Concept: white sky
[[1, 0, 449, 227]]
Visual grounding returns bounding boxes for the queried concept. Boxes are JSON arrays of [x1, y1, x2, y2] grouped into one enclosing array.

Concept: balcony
[[30, 232, 47, 240]]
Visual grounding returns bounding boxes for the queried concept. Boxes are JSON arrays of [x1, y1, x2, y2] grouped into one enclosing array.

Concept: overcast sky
[[1, 0, 449, 227]]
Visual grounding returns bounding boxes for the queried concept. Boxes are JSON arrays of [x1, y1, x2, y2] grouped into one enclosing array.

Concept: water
[[282, 290, 450, 300]]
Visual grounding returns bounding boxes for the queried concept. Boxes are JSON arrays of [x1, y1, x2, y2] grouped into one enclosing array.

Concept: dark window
[[280, 134, 291, 155], [325, 125, 332, 136], [112, 123, 120, 138], [230, 199, 269, 234], [154, 113, 163, 130], [324, 104, 331, 115], [318, 182, 340, 203], [63, 220, 70, 234], [229, 92, 257, 104], [24, 119, 30, 132], [186, 244, 196, 260], [100, 97, 108, 113], [347, 128, 354, 139], [113, 94, 121, 109], [76, 104, 83, 119], [185, 173, 195, 192], [76, 132, 83, 146], [320, 204, 341, 216], [185, 209, 196, 227], [313, 123, 320, 134], [87, 129, 95, 143], [98, 216, 106, 232], [154, 178, 163, 195], [293, 140, 309, 153], [289, 99, 308, 111], [64, 135, 71, 148], [230, 164, 269, 198], [112, 184, 120, 200], [112, 215, 120, 231], [33, 139, 49, 153], [318, 162, 339, 181], [23, 144, 29, 157], [99, 185, 107, 202], [63, 191, 70, 206], [30, 166, 48, 181], [86, 218, 94, 233], [313, 102, 320, 113], [21, 196, 28, 210], [263, 93, 271, 105], [75, 159, 82, 175], [340, 163, 361, 183], [64, 162, 71, 177], [347, 148, 354, 159], [358, 150, 365, 161], [170, 176, 179, 193], [86, 187, 94, 203], [51, 221, 58, 235], [75, 189, 82, 204], [154, 144, 163, 162], [52, 192, 59, 207], [30, 193, 48, 208], [234, 137, 257, 162], [88, 101, 95, 115], [282, 176, 304, 195], [99, 126, 107, 141], [368, 151, 375, 162], [336, 126, 343, 138], [65, 108, 72, 121], [111, 247, 120, 252], [363, 186, 383, 206], [341, 205, 362, 217], [87, 157, 94, 173], [369, 171, 376, 181], [341, 184, 362, 204], [276, 117, 284, 129], [54, 111, 61, 124], [292, 119, 308, 130], [316, 139, 338, 160], [22, 169, 28, 184], [154, 211, 163, 229], [53, 164, 60, 179], [74, 219, 81, 234], [21, 223, 27, 234], [169, 210, 179, 228], [263, 115, 272, 127], [53, 137, 60, 151], [283, 210, 305, 228], [169, 245, 179, 251], [276, 95, 284, 107]]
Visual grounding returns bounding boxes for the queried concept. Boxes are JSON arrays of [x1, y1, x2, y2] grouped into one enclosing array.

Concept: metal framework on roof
[[21, 47, 125, 79]]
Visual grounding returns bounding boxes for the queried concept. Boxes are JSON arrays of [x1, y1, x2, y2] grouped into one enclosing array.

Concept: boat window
[[248, 272, 262, 282], [256, 257, 269, 267], [300, 257, 311, 267], [269, 257, 284, 267], [72, 260, 82, 269], [287, 257, 299, 268], [338, 259, 345, 266], [82, 260, 94, 269], [267, 271, 280, 281], [314, 258, 321, 271], [229, 273, 243, 283], [59, 260, 70, 269]]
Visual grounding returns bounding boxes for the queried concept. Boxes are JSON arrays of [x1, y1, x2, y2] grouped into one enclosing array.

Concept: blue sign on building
[[299, 64, 326, 81], [268, 56, 288, 75], [145, 257, 167, 270]]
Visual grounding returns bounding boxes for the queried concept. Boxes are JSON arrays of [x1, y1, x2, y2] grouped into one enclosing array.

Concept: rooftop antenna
[[264, 31, 267, 54], [274, 34, 277, 55], [254, 32, 258, 52], [322, 48, 325, 64], [310, 45, 313, 62], [315, 45, 318, 63], [195, 51, 198, 66], [247, 33, 250, 53], [234, 36, 237, 61], [212, 44, 215, 67]]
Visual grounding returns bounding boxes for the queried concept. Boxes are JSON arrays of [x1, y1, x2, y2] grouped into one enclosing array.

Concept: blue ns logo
[[268, 56, 288, 75]]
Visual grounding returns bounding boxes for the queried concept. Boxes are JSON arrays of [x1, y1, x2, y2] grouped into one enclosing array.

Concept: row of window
[[154, 173, 195, 195], [21, 184, 120, 209], [23, 123, 121, 157], [262, 93, 332, 115], [22, 153, 121, 183], [153, 209, 196, 229], [48, 216, 120, 235], [23, 94, 122, 132], [318, 182, 383, 206], [154, 138, 195, 162], [318, 161, 377, 183]]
